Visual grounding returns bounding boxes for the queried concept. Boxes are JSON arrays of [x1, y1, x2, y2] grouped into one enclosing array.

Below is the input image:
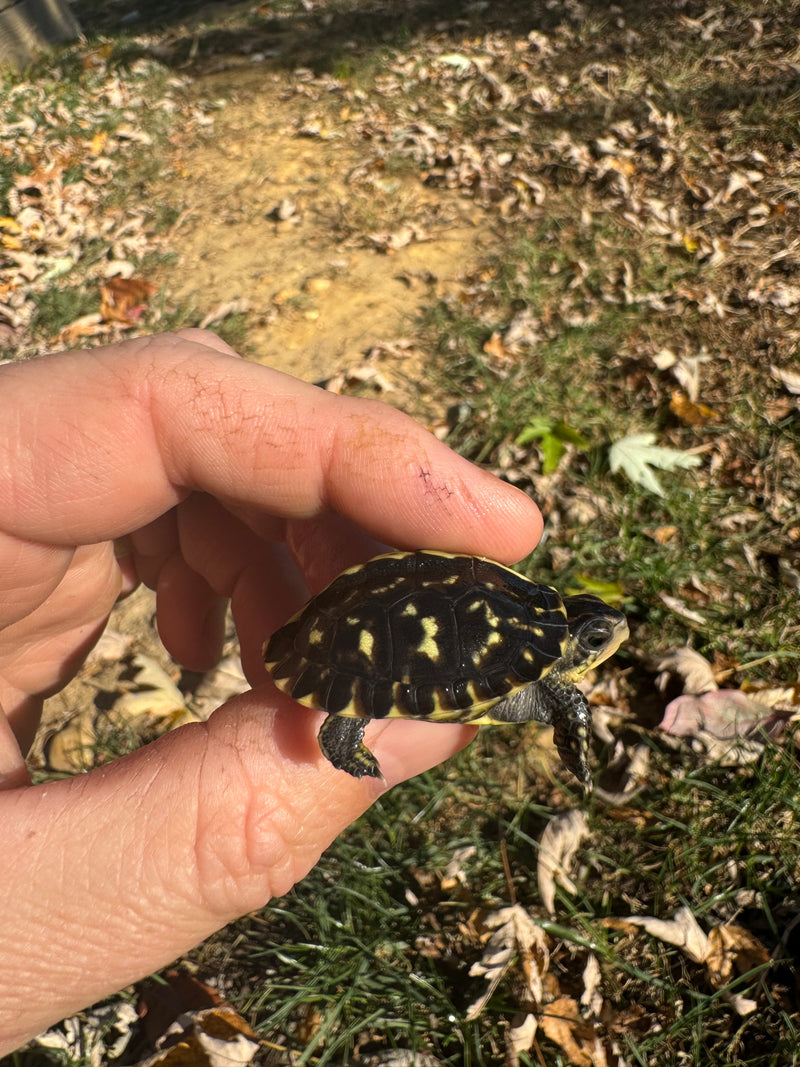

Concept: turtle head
[[561, 594, 628, 680]]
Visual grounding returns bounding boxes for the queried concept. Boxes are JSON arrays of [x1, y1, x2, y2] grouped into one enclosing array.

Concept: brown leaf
[[646, 524, 679, 544], [482, 330, 509, 361], [101, 276, 157, 324], [58, 312, 109, 345], [466, 905, 550, 1020], [139, 970, 223, 1044], [706, 924, 770, 988], [540, 997, 592, 1067], [135, 1006, 258, 1066], [669, 389, 721, 426]]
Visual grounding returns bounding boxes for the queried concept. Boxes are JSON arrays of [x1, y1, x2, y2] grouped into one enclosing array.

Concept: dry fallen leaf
[[669, 388, 722, 426], [621, 908, 767, 1017], [83, 628, 134, 665], [653, 647, 718, 694], [42, 713, 100, 774], [580, 953, 603, 1016], [466, 905, 550, 1020], [35, 1002, 137, 1065], [268, 196, 298, 221], [537, 810, 590, 915], [57, 312, 110, 345], [482, 330, 509, 362], [658, 593, 707, 626], [771, 363, 800, 395], [646, 524, 679, 544], [114, 654, 198, 728], [706, 924, 770, 987], [440, 844, 477, 891], [136, 1006, 259, 1067], [198, 298, 253, 329], [595, 743, 650, 805], [101, 275, 157, 324], [505, 1013, 538, 1066], [190, 654, 250, 720], [367, 223, 429, 252], [540, 997, 592, 1067], [660, 689, 786, 740], [626, 906, 710, 964]]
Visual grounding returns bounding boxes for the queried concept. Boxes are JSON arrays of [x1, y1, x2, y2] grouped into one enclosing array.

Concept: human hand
[[0, 330, 541, 1051]]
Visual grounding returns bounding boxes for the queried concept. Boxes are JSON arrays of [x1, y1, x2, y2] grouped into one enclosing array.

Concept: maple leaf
[[516, 417, 589, 474], [609, 432, 700, 496]]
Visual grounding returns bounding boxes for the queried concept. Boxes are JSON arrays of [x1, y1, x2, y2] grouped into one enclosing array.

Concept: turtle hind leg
[[318, 715, 383, 780]]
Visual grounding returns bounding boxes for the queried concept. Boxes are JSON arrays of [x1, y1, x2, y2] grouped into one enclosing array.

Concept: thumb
[[0, 689, 473, 1052], [0, 705, 30, 790]]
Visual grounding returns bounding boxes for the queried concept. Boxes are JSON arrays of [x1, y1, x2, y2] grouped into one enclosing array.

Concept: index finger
[[0, 332, 542, 561]]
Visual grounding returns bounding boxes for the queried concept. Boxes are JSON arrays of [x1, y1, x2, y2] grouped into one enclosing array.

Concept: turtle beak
[[605, 615, 630, 660]]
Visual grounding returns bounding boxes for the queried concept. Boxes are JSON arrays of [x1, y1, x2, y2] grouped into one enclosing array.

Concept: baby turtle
[[263, 550, 628, 785]]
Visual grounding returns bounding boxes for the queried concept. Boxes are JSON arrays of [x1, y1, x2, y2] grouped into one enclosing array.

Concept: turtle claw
[[318, 715, 383, 779]]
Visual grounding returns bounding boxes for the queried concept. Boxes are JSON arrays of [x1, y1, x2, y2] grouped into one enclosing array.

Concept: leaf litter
[[0, 55, 211, 353]]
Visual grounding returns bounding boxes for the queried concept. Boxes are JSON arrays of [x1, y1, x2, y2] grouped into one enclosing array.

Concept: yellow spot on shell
[[416, 615, 442, 661], [359, 629, 375, 658]]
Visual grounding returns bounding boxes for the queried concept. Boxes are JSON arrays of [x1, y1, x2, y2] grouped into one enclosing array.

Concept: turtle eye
[[576, 620, 613, 655]]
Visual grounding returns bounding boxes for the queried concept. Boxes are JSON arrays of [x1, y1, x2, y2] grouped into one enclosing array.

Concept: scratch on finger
[[417, 465, 455, 506]]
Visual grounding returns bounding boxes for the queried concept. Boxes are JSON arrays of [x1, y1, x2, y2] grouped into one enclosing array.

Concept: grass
[[418, 182, 799, 669], [3, 0, 799, 1064], [195, 733, 800, 1065]]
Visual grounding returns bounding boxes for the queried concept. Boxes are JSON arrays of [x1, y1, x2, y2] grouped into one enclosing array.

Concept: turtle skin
[[263, 550, 628, 785]]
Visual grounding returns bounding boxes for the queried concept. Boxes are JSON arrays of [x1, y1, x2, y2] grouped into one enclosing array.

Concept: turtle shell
[[264, 550, 569, 723]]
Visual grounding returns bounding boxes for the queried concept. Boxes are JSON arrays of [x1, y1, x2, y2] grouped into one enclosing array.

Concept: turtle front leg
[[547, 682, 592, 788], [318, 715, 383, 779], [490, 680, 592, 787]]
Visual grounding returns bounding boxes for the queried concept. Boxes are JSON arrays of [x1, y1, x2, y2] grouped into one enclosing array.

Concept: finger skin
[[0, 332, 541, 556], [0, 691, 475, 1053]]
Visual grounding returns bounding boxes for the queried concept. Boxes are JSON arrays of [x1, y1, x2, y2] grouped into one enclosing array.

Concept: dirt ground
[[154, 65, 493, 387]]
